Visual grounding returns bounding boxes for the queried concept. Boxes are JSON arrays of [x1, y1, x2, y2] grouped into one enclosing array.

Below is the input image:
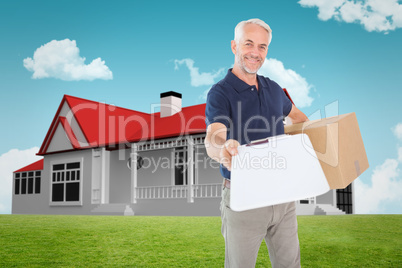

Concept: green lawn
[[0, 214, 400, 267]]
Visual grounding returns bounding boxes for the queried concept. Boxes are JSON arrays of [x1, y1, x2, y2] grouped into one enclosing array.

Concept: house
[[12, 91, 352, 216]]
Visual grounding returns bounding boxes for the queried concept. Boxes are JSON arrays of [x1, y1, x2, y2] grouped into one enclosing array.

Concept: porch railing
[[135, 183, 222, 199], [193, 183, 222, 198]]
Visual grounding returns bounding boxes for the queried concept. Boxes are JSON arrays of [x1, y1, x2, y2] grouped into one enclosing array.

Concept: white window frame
[[49, 157, 83, 206]]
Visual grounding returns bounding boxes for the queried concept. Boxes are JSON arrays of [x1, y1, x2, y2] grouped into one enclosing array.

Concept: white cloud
[[0, 147, 41, 214], [355, 122, 402, 214], [299, 0, 346, 20], [258, 58, 314, 108], [174, 58, 224, 87], [355, 157, 402, 214], [398, 147, 402, 163], [23, 39, 113, 81], [298, 0, 402, 33], [393, 123, 402, 140], [198, 88, 210, 102]]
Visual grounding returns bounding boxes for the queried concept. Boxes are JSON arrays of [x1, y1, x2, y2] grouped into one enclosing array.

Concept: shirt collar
[[224, 68, 268, 92]]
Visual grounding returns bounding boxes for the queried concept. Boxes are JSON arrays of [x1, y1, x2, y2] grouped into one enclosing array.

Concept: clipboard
[[230, 134, 330, 211]]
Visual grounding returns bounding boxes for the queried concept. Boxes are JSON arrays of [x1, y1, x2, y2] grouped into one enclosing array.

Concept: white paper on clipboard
[[230, 133, 330, 211]]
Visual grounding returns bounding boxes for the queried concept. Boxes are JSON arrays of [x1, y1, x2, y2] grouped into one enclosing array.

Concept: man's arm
[[204, 122, 240, 171], [287, 104, 308, 124]]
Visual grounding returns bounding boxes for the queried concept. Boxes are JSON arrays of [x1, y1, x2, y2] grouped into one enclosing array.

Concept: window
[[336, 184, 353, 214], [28, 172, 34, 194], [21, 173, 27, 194], [174, 147, 187, 185], [35, 171, 41, 194], [14, 171, 41, 195], [15, 173, 20, 195], [173, 147, 194, 186], [51, 161, 81, 203]]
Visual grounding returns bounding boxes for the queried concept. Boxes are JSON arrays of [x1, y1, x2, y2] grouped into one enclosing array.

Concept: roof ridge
[[64, 94, 151, 116], [64, 94, 207, 116]]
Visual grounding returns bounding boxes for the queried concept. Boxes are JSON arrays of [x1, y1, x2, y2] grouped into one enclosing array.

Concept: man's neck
[[231, 66, 259, 89]]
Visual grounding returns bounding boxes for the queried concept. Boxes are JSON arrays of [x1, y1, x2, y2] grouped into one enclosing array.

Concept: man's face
[[232, 23, 269, 74]]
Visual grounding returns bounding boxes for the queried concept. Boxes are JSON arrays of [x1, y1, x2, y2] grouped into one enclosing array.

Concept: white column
[[91, 148, 102, 204], [332, 189, 337, 207], [100, 147, 106, 204], [187, 136, 194, 203], [131, 144, 138, 204]]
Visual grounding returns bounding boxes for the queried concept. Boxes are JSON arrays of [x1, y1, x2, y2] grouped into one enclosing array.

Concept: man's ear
[[231, 40, 237, 55]]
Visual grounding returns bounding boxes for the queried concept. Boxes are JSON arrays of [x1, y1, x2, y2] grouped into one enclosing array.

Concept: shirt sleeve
[[281, 88, 293, 117], [205, 86, 231, 128]]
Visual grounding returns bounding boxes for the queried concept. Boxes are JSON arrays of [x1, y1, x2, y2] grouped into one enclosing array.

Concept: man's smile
[[244, 55, 261, 64]]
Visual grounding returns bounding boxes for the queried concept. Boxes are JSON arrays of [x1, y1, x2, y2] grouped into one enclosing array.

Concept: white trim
[[194, 146, 199, 186], [170, 149, 175, 186], [101, 147, 106, 204], [49, 157, 84, 206], [130, 144, 138, 204], [136, 134, 205, 152], [332, 189, 337, 207], [60, 101, 89, 148], [187, 136, 194, 203], [351, 181, 355, 214]]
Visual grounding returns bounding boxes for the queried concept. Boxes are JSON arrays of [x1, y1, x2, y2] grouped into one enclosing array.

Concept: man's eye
[[245, 43, 252, 46]]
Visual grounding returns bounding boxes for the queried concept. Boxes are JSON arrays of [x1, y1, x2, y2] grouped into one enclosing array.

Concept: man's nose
[[250, 45, 259, 55], [249, 51, 259, 58]]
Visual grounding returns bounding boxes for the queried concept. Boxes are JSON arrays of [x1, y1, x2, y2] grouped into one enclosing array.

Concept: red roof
[[21, 89, 294, 169], [38, 95, 207, 155], [14, 159, 44, 173]]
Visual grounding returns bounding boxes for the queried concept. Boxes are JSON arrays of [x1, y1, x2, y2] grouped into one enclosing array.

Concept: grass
[[0, 214, 400, 267]]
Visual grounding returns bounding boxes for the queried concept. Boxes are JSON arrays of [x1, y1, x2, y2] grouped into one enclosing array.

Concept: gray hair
[[234, 18, 272, 45]]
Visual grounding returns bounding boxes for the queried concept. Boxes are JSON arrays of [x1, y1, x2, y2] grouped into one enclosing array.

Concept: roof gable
[[39, 96, 89, 154], [37, 95, 207, 155], [45, 118, 78, 153]]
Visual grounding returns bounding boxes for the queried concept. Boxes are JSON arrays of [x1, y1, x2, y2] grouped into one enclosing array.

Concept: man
[[204, 18, 308, 267]]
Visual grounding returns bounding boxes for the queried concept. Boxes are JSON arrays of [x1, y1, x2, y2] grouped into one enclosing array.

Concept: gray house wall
[[109, 149, 131, 203], [132, 198, 221, 216], [13, 140, 347, 216], [13, 149, 95, 215], [196, 146, 221, 184], [137, 149, 174, 187], [316, 189, 336, 205]]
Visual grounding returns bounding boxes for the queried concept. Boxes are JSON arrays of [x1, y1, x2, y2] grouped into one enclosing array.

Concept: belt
[[223, 179, 231, 189]]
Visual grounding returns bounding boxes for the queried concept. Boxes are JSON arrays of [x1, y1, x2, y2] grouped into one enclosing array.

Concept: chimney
[[160, 91, 182, 118]]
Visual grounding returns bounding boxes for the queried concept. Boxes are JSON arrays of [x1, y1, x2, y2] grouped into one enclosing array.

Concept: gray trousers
[[221, 187, 301, 268]]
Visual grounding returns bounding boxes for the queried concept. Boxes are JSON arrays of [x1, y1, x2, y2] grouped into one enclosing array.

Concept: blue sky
[[0, 0, 401, 214]]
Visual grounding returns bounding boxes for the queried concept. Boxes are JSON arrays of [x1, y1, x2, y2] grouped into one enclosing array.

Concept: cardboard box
[[285, 112, 369, 189]]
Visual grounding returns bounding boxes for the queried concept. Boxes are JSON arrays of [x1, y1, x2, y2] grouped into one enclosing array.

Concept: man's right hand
[[220, 139, 240, 171], [205, 122, 240, 171]]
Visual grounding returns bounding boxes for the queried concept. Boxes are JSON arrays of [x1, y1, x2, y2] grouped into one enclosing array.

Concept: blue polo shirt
[[205, 69, 293, 179]]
